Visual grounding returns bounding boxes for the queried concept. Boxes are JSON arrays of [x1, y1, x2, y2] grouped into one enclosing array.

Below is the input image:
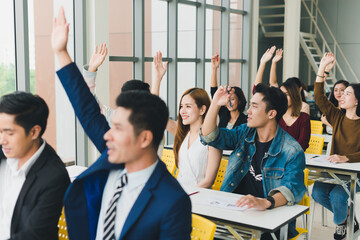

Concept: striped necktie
[[103, 173, 128, 240]]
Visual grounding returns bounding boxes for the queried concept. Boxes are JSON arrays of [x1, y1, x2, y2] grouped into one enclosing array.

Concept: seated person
[[0, 92, 70, 239], [312, 52, 360, 240], [200, 84, 306, 239], [52, 7, 191, 240]]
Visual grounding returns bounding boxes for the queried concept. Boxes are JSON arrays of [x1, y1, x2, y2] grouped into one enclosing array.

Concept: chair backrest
[[161, 148, 176, 176], [58, 208, 68, 240], [299, 168, 310, 214], [305, 135, 325, 155], [191, 214, 216, 240], [310, 120, 323, 134], [211, 159, 228, 191]]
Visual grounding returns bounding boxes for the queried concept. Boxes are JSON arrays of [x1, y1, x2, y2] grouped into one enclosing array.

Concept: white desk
[[183, 186, 308, 240], [66, 165, 87, 182], [305, 154, 360, 240]]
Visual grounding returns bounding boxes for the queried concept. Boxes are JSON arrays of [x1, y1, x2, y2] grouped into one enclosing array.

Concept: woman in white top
[[153, 51, 221, 188]]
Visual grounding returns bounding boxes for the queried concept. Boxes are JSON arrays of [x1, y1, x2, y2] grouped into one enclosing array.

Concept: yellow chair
[[58, 208, 68, 240], [305, 135, 325, 155], [161, 148, 176, 176], [191, 214, 216, 240], [212, 159, 228, 191], [310, 120, 323, 134], [289, 168, 311, 240]]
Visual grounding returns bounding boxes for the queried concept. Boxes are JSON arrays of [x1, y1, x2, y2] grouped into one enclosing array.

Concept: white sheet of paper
[[193, 195, 248, 211], [309, 155, 334, 164]]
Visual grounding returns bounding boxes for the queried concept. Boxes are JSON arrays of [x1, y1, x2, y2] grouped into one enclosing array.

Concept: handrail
[[302, 0, 359, 83]]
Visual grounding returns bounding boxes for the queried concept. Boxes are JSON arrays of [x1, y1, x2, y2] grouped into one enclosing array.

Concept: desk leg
[[279, 224, 288, 240], [348, 178, 356, 240]]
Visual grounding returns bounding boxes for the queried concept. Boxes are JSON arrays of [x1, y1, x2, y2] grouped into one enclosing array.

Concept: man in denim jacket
[[200, 84, 306, 239]]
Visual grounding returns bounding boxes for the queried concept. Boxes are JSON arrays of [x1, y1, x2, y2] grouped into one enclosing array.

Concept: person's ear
[[30, 125, 42, 140], [268, 110, 277, 120], [138, 130, 153, 149], [199, 105, 207, 116]]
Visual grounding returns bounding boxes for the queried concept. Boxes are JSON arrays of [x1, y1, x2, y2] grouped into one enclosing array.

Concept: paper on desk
[[193, 195, 248, 211], [309, 155, 334, 164]]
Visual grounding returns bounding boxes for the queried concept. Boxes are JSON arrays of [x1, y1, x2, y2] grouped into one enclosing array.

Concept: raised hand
[[272, 48, 283, 63], [51, 7, 70, 54], [325, 58, 336, 73], [212, 86, 231, 107], [319, 52, 335, 70], [88, 43, 108, 72], [211, 53, 220, 70], [260, 46, 276, 64], [153, 51, 168, 81]]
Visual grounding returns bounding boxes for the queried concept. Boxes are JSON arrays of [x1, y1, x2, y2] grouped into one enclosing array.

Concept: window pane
[[229, 62, 242, 87], [178, 4, 196, 58], [27, 0, 76, 164], [0, 1, 16, 96], [230, 0, 243, 10], [109, 62, 133, 108], [229, 13, 243, 59], [145, 0, 167, 57], [109, 0, 133, 56], [207, 0, 222, 5], [206, 9, 221, 59], [177, 63, 196, 108]]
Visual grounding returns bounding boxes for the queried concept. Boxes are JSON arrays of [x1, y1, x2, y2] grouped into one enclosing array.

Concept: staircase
[[259, 0, 359, 91]]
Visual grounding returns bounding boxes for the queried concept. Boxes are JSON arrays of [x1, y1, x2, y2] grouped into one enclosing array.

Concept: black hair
[[116, 90, 168, 149], [232, 86, 247, 113], [121, 80, 150, 93], [329, 80, 349, 107], [254, 83, 288, 122], [285, 77, 307, 102], [349, 83, 360, 117], [0, 91, 49, 137]]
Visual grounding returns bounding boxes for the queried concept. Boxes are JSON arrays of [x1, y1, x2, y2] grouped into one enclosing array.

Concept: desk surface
[[183, 185, 308, 233], [306, 154, 360, 172]]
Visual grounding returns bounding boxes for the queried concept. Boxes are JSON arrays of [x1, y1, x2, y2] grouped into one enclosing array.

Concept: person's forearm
[[269, 62, 278, 87], [201, 103, 221, 136], [151, 74, 163, 96], [254, 63, 266, 86], [272, 192, 288, 208], [210, 68, 218, 87], [166, 119, 177, 136], [316, 64, 326, 83], [56, 50, 72, 69]]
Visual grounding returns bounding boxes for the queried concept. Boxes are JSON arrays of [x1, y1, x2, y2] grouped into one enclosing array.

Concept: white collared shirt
[[0, 140, 46, 239], [95, 160, 158, 240]]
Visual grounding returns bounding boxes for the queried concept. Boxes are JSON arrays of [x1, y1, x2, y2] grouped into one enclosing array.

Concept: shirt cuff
[[269, 186, 296, 206], [199, 127, 220, 145], [83, 64, 97, 88]]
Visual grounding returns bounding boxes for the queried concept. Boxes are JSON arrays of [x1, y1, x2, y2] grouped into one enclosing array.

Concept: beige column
[[283, 0, 301, 79]]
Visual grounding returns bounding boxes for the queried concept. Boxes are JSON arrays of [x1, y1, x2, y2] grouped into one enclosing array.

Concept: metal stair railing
[[301, 0, 360, 84]]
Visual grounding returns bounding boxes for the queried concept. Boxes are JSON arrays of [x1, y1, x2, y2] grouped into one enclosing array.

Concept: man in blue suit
[[52, 7, 192, 240]]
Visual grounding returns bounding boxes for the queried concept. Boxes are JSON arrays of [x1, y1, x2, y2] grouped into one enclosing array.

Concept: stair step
[[311, 54, 322, 57], [262, 23, 285, 27], [308, 47, 317, 50], [264, 32, 284, 38], [260, 14, 285, 18], [259, 4, 285, 9]]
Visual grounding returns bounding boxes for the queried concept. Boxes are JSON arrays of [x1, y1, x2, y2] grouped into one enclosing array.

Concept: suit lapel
[[119, 161, 166, 239]]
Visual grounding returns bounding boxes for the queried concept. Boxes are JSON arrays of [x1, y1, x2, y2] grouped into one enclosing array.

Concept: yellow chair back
[[191, 214, 216, 240], [211, 159, 228, 191], [161, 148, 177, 176], [58, 208, 68, 240], [305, 135, 325, 155], [310, 120, 323, 134]]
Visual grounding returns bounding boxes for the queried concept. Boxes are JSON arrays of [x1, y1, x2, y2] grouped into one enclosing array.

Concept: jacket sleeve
[[314, 82, 343, 126], [11, 171, 70, 240], [269, 150, 306, 205], [159, 194, 192, 240], [200, 125, 248, 150], [57, 62, 110, 152]]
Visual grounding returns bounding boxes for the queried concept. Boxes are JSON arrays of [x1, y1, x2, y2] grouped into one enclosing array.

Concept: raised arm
[[196, 147, 221, 188], [254, 46, 276, 86], [269, 48, 282, 87], [152, 51, 168, 96], [210, 53, 220, 97]]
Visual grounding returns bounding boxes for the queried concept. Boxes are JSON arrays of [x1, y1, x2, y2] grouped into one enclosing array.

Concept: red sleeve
[[297, 113, 311, 151], [252, 85, 256, 95]]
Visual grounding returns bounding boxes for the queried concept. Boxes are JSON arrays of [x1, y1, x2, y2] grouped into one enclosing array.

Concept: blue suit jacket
[[57, 63, 192, 240]]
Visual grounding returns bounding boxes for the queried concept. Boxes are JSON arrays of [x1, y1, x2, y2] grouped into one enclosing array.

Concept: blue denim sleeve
[[269, 150, 306, 205], [200, 124, 248, 150]]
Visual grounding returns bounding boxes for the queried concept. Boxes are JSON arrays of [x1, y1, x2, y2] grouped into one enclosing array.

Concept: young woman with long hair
[[152, 51, 221, 188]]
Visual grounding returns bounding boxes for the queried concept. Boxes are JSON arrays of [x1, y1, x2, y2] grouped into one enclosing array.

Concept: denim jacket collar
[[245, 125, 284, 157]]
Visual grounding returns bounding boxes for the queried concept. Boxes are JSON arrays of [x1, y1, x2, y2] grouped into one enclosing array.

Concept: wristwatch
[[266, 196, 275, 209]]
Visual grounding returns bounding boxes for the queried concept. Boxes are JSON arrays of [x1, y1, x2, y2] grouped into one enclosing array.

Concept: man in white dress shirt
[[0, 91, 70, 239]]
